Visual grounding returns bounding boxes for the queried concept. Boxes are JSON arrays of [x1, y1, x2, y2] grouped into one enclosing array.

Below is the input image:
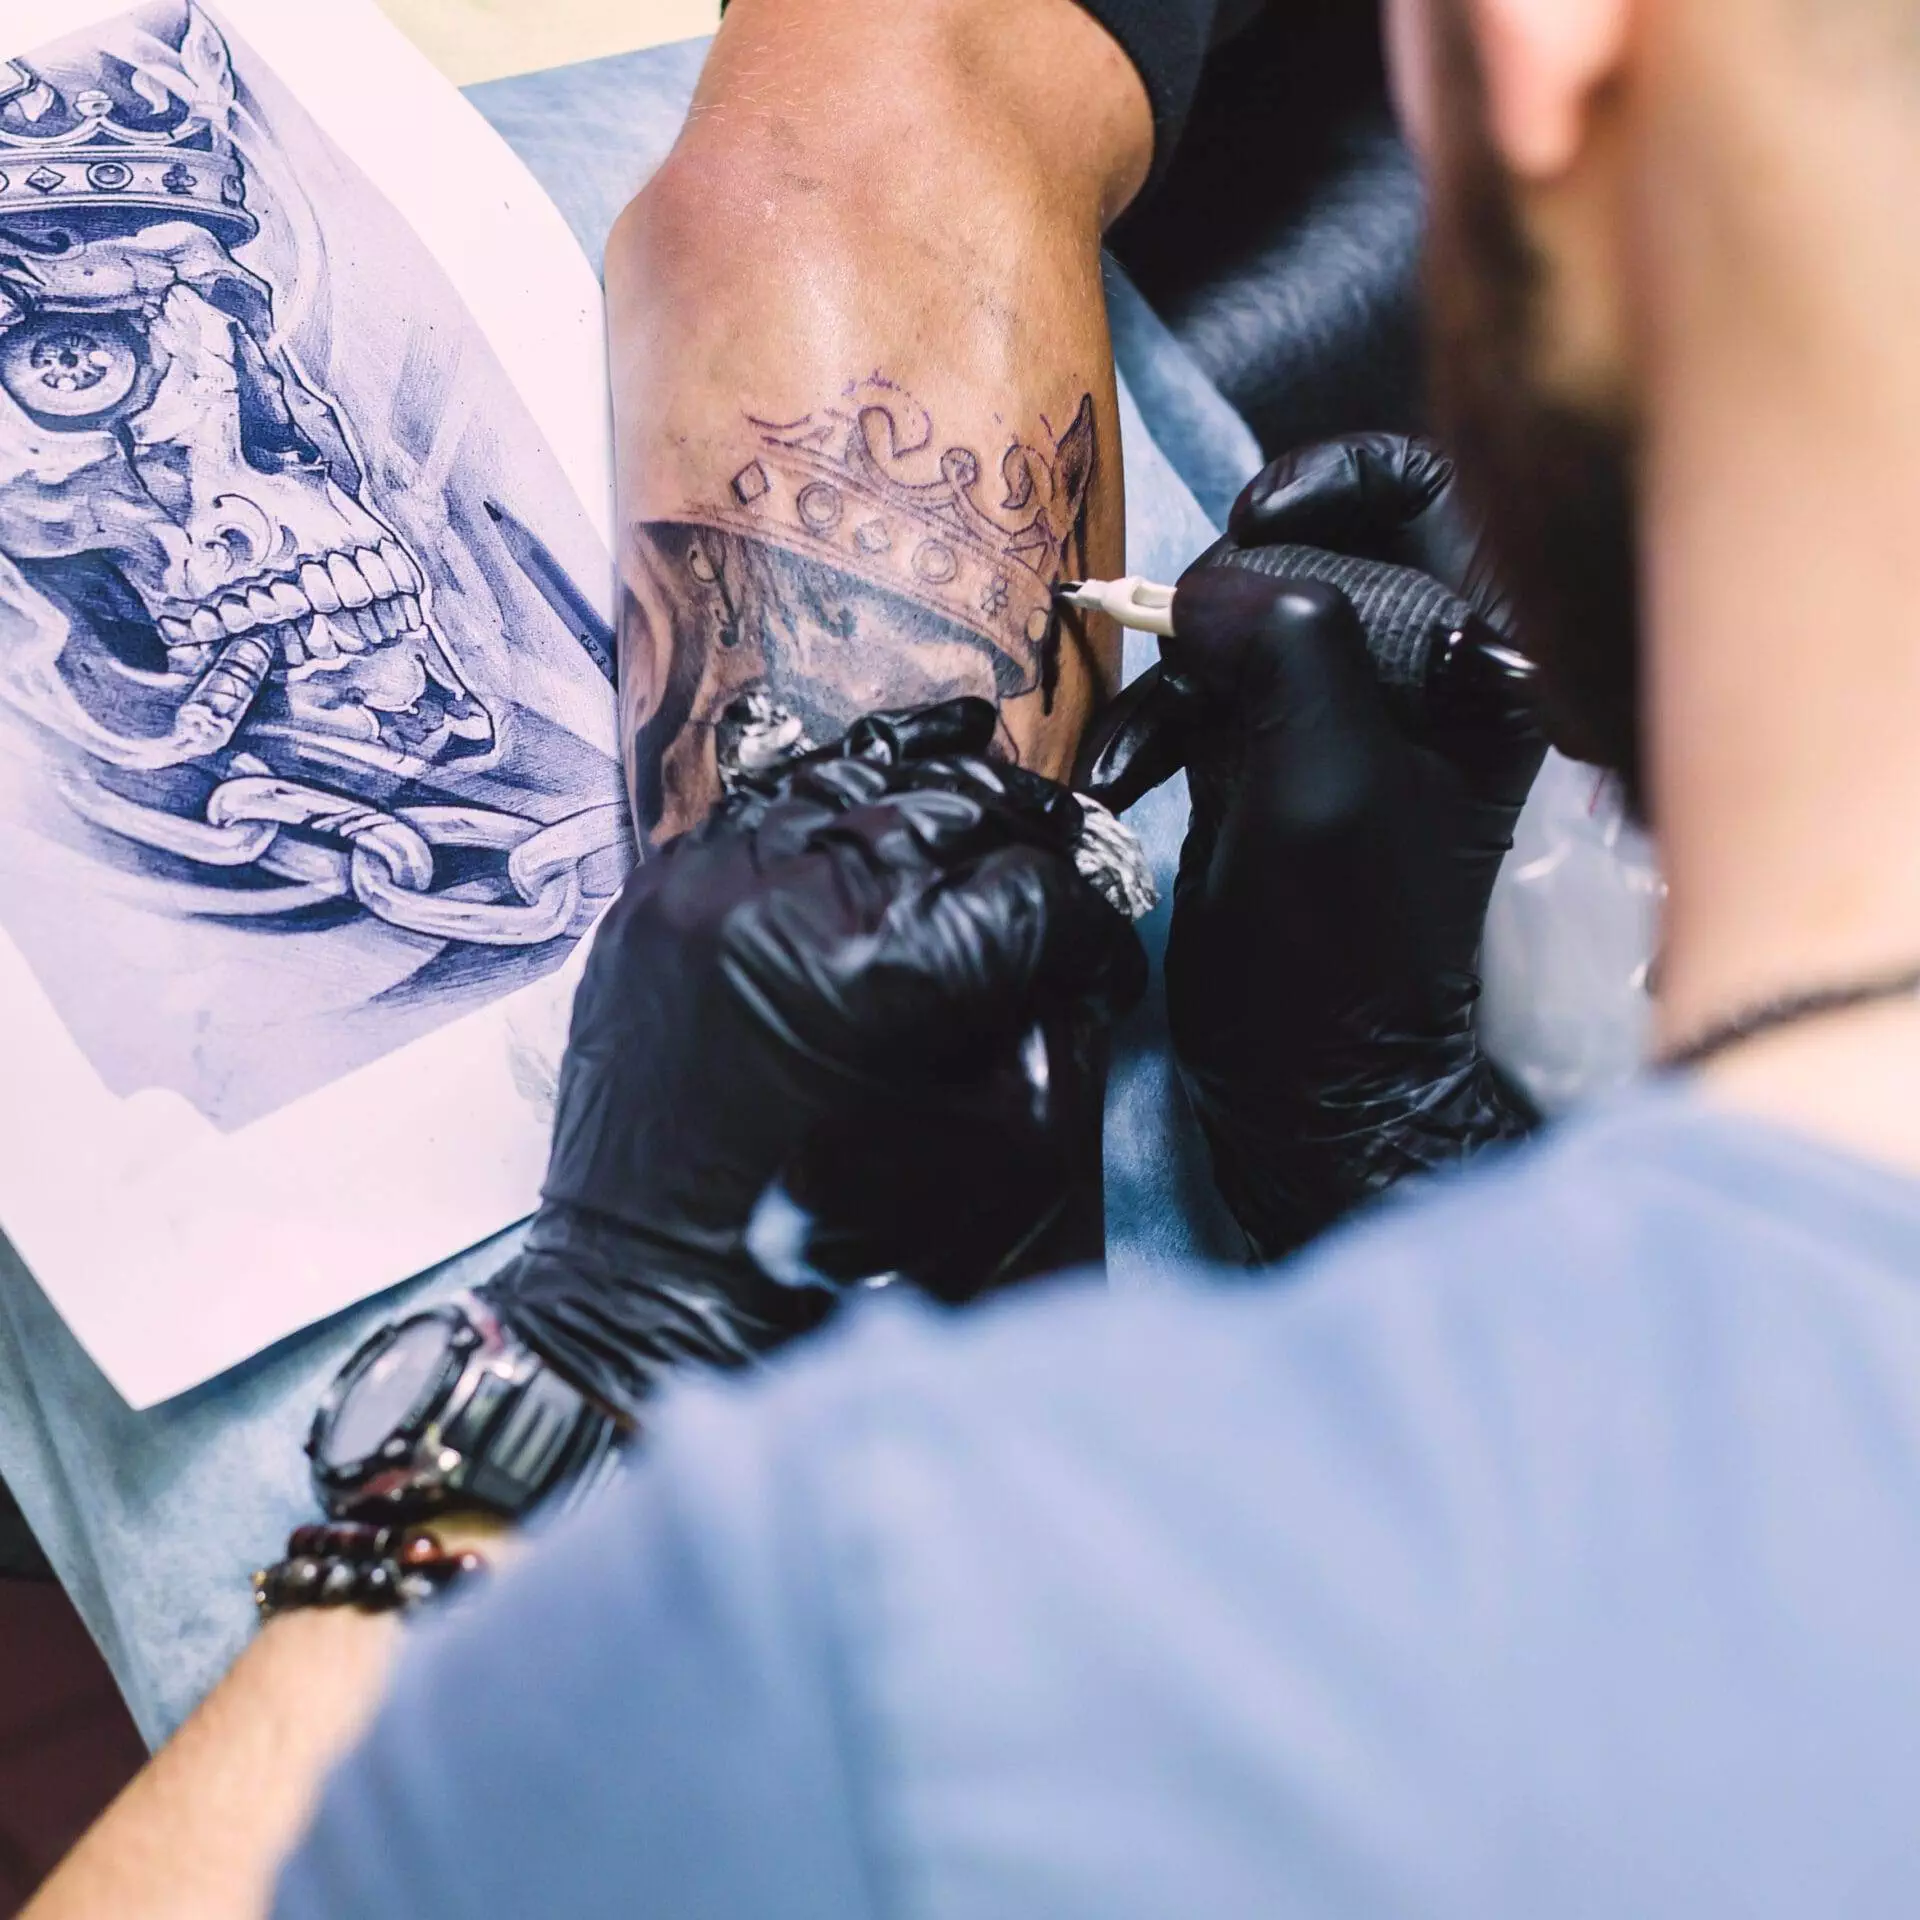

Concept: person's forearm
[[23, 1613, 396, 1920], [606, 0, 1151, 842]]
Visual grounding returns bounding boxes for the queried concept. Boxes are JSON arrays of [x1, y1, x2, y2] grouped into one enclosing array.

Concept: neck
[[1635, 34, 1920, 1158]]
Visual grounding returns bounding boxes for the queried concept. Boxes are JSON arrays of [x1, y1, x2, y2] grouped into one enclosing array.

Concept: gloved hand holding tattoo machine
[[1068, 434, 1547, 1261], [485, 693, 1151, 1426]]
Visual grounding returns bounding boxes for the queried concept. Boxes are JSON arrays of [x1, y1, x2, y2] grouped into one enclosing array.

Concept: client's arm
[[607, 0, 1150, 841]]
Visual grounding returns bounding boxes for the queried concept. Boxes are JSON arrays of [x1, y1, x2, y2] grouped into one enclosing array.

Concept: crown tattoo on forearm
[[710, 388, 1095, 678], [620, 380, 1100, 843]]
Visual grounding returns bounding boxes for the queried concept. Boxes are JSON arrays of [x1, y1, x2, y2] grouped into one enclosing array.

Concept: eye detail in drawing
[[0, 4, 630, 1128], [620, 381, 1097, 840]]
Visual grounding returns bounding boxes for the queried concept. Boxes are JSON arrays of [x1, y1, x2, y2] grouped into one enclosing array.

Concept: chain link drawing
[[60, 766, 627, 946]]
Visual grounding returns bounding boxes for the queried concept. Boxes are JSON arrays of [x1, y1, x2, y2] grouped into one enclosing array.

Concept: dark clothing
[[1075, 0, 1224, 181], [709, 0, 1243, 181]]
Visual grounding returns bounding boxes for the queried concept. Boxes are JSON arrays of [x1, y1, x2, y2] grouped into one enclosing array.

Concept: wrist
[[486, 1202, 835, 1425], [252, 1511, 520, 1626], [307, 1289, 625, 1525]]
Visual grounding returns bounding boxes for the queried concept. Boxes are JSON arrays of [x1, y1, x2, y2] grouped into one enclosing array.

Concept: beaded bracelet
[[252, 1520, 488, 1622]]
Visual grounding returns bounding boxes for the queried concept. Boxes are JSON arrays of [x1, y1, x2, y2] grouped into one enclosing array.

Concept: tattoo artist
[[29, 0, 1547, 1901]]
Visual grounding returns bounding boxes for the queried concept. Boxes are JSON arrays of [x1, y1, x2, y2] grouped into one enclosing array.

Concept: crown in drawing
[[0, 11, 254, 245], [711, 394, 1095, 647]]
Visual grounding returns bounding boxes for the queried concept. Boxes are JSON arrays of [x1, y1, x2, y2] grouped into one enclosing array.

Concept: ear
[[1466, 0, 1631, 177]]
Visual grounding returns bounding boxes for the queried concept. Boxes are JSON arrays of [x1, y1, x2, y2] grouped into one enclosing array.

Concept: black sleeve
[[1073, 0, 1224, 186]]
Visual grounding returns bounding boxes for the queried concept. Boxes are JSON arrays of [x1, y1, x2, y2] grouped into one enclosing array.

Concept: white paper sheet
[[0, 0, 627, 1406]]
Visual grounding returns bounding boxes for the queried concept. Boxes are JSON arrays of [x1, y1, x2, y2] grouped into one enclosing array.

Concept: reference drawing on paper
[[0, 2, 630, 1127]]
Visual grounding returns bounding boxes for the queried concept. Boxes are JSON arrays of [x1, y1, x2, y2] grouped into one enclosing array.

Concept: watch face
[[320, 1316, 456, 1471]]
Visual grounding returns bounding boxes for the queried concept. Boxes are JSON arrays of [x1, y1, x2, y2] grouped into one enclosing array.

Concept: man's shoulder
[[620, 1083, 1920, 1636], [775, 1093, 1743, 1373], [710, 1087, 1920, 1495], [441, 1095, 1920, 1920]]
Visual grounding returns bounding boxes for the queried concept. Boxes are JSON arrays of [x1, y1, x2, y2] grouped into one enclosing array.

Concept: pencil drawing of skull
[[0, 4, 629, 1126], [0, 213, 494, 778]]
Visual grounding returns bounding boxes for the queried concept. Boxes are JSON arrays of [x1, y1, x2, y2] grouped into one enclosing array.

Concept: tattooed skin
[[620, 380, 1098, 842]]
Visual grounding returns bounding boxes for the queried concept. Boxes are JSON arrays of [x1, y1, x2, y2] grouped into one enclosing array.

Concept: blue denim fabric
[[0, 39, 1255, 1744]]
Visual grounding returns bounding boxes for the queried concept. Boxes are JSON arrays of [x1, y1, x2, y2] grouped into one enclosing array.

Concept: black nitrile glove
[[484, 697, 1147, 1424], [1161, 435, 1547, 1261], [1226, 431, 1516, 637]]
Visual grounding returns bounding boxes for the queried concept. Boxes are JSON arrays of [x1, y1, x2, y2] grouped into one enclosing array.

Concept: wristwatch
[[307, 1290, 624, 1522]]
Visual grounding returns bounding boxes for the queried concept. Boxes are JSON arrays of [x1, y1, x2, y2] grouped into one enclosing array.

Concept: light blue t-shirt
[[276, 1093, 1920, 1917]]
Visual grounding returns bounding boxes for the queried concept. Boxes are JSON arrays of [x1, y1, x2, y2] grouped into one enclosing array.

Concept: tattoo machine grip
[[1075, 546, 1477, 815], [1207, 544, 1471, 710]]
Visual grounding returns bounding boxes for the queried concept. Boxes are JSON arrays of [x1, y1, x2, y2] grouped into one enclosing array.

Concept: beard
[[1423, 0, 1647, 810]]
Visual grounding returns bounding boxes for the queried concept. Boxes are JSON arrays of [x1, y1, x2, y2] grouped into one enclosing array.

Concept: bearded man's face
[[1413, 0, 1647, 807]]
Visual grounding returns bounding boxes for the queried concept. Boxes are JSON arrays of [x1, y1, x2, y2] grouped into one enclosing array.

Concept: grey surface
[[0, 39, 1253, 1745]]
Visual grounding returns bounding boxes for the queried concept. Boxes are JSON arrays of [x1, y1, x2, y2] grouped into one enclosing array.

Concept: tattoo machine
[[1059, 546, 1488, 816]]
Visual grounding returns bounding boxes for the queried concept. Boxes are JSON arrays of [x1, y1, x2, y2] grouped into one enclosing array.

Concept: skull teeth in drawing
[[0, 79, 494, 782]]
